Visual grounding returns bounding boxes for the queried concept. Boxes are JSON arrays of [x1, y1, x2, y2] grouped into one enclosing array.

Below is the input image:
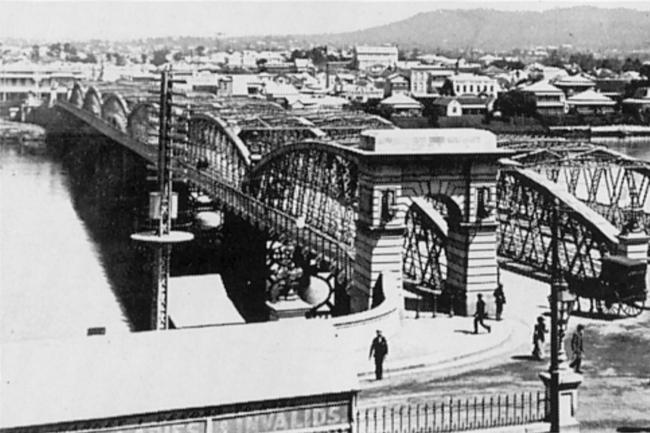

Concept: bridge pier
[[351, 129, 510, 317]]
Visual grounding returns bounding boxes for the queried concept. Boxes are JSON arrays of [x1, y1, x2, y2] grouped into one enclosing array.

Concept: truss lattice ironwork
[[248, 144, 359, 248], [403, 204, 447, 291], [497, 169, 617, 279], [512, 146, 650, 233]]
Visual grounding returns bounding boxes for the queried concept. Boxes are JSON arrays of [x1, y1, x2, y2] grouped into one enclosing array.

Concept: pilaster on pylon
[[351, 223, 405, 313], [446, 220, 499, 315]]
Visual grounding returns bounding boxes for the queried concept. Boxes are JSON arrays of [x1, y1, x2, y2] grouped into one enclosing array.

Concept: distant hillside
[[234, 6, 650, 52]]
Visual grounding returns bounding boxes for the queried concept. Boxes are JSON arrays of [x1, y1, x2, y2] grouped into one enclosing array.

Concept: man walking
[[473, 294, 491, 334], [532, 316, 547, 360], [569, 324, 585, 373], [493, 283, 506, 321], [369, 330, 388, 380]]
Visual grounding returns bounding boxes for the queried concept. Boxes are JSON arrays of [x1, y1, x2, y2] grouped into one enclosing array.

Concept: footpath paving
[[356, 270, 554, 395]]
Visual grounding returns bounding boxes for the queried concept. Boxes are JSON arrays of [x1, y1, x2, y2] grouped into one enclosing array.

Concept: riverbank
[[0, 120, 46, 148]]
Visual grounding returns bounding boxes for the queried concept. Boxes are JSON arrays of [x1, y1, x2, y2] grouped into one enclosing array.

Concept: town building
[[520, 81, 567, 116], [0, 63, 86, 117], [410, 66, 454, 97], [383, 72, 410, 97], [217, 74, 265, 97], [446, 73, 498, 97], [379, 93, 423, 116], [567, 89, 616, 115], [353, 45, 398, 71], [552, 74, 595, 97], [622, 87, 650, 118], [431, 97, 463, 117]]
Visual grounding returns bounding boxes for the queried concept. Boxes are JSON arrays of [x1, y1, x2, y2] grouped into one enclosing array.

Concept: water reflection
[[0, 141, 132, 342]]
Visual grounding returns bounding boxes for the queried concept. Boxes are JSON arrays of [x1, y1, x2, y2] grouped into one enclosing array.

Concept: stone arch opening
[[402, 195, 462, 316]]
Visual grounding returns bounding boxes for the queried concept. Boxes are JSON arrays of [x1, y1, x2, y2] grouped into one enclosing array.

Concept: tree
[[115, 53, 127, 66], [290, 49, 307, 61], [495, 90, 537, 118], [309, 46, 327, 66], [63, 42, 77, 56], [31, 45, 40, 62], [256, 58, 268, 72], [151, 49, 170, 66], [568, 52, 595, 73], [48, 42, 62, 58], [408, 48, 421, 61], [622, 57, 642, 72], [640, 63, 650, 81], [598, 57, 622, 73], [196, 45, 205, 56], [172, 51, 184, 62], [542, 50, 564, 68]]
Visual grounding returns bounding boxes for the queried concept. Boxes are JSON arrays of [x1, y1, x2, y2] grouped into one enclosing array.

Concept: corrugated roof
[[567, 89, 616, 105], [521, 81, 563, 94], [380, 93, 422, 107], [554, 74, 595, 86]]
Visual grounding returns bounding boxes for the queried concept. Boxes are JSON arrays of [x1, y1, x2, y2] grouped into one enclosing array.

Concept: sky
[[1, 0, 649, 42]]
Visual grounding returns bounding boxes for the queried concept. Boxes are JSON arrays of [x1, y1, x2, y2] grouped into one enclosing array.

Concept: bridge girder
[[183, 113, 251, 190], [82, 86, 103, 117], [101, 93, 130, 133], [127, 102, 158, 147], [497, 169, 617, 280], [248, 141, 359, 248], [515, 146, 650, 233], [69, 82, 85, 108]]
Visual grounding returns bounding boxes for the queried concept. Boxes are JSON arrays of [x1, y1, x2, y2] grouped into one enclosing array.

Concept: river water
[[1, 135, 649, 343], [0, 142, 132, 342]]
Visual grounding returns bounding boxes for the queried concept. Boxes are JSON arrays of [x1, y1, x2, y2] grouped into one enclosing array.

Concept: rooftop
[[567, 89, 615, 105], [520, 81, 563, 94], [1, 321, 358, 429]]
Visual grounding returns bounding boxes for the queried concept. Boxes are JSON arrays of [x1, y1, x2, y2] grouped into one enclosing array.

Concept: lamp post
[[541, 199, 579, 432]]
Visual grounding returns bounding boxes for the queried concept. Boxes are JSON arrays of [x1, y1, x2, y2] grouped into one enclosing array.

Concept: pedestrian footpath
[[356, 270, 553, 386]]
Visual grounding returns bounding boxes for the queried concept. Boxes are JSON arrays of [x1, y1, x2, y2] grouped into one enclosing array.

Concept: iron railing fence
[[356, 391, 546, 433]]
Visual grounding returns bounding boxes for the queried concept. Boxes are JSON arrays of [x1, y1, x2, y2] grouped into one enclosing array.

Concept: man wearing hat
[[369, 329, 389, 380]]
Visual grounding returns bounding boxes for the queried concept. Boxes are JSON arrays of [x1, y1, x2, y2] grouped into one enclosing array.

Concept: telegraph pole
[[132, 69, 193, 331]]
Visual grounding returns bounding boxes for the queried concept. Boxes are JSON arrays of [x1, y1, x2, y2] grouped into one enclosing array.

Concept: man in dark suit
[[369, 330, 388, 380], [569, 324, 585, 373], [473, 293, 491, 334]]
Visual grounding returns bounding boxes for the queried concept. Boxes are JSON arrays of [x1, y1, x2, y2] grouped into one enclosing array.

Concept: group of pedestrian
[[531, 316, 585, 374], [368, 282, 585, 382], [472, 283, 506, 334]]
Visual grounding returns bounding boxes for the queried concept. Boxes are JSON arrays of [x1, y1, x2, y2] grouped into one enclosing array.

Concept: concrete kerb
[[357, 315, 528, 383], [356, 270, 552, 385]]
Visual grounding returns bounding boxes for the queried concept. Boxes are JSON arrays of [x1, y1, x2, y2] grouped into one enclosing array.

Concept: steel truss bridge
[[56, 81, 649, 316]]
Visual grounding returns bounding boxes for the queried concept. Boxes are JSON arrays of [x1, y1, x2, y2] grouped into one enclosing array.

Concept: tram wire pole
[[548, 199, 577, 432], [131, 68, 193, 331]]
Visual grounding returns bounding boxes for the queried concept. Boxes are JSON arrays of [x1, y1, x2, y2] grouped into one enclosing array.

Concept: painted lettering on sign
[[212, 405, 348, 433], [83, 420, 206, 433]]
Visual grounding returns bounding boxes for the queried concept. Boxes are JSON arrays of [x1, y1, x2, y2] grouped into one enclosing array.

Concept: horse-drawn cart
[[566, 255, 647, 317]]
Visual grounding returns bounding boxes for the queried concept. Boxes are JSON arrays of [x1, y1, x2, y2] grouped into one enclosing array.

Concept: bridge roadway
[[54, 83, 647, 321]]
